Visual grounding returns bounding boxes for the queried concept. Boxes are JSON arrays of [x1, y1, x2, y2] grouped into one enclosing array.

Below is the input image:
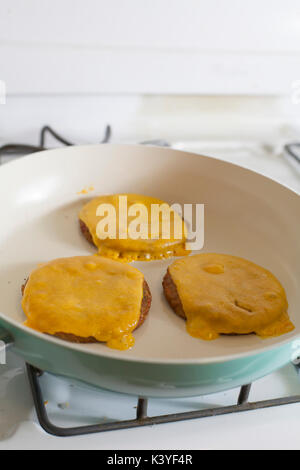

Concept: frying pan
[[0, 144, 299, 398]]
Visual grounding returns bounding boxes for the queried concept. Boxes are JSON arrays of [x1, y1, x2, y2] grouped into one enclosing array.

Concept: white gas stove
[[0, 100, 300, 450]]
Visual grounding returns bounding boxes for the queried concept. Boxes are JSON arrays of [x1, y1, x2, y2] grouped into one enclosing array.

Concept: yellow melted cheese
[[168, 253, 294, 341], [22, 256, 145, 350], [79, 194, 190, 262]]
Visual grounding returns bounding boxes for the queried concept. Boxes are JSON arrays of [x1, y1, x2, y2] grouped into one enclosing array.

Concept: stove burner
[[0, 124, 112, 158], [26, 364, 300, 437]]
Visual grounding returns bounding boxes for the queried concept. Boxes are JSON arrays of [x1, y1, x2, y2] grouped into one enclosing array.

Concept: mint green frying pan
[[0, 144, 299, 397]]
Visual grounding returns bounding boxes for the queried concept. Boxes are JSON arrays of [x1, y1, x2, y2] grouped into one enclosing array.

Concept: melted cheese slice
[[79, 194, 190, 262], [22, 256, 145, 350], [168, 253, 294, 340]]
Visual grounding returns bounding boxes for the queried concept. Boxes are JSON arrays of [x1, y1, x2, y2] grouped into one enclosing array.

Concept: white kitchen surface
[[0, 111, 299, 449], [1, 0, 300, 94]]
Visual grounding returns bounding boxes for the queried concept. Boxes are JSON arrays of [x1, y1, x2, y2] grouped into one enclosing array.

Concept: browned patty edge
[[162, 269, 186, 320]]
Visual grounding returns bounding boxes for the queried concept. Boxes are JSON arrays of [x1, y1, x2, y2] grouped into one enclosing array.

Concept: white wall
[[1, 0, 300, 95]]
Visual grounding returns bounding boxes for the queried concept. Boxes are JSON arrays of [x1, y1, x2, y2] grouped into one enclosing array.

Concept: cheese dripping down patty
[[79, 194, 190, 262], [168, 253, 295, 341], [22, 256, 145, 350]]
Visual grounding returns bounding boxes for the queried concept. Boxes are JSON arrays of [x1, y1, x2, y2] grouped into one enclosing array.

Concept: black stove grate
[[26, 364, 300, 437], [0, 124, 170, 160], [0, 124, 112, 158]]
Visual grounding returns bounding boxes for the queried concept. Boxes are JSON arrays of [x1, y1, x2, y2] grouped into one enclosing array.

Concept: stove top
[[1, 351, 300, 450], [0, 125, 300, 449]]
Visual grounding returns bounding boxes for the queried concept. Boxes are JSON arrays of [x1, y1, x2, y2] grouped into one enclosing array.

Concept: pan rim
[[1, 312, 299, 365], [0, 142, 299, 197]]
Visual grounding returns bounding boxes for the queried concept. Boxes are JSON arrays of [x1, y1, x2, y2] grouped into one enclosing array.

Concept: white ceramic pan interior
[[0, 144, 299, 364]]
